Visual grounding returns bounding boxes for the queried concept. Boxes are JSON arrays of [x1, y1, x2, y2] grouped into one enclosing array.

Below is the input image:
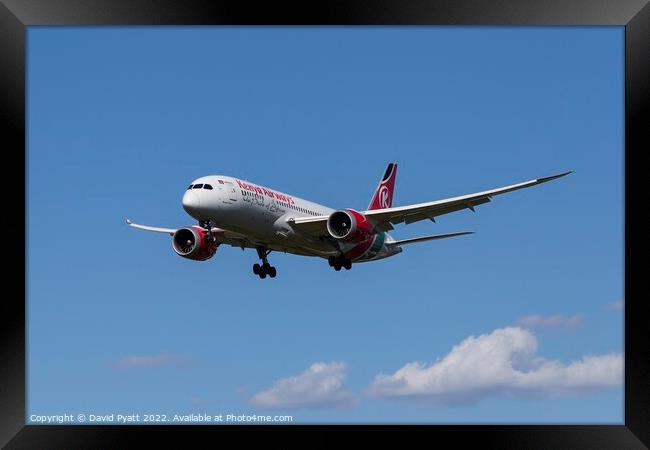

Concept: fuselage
[[181, 175, 400, 262]]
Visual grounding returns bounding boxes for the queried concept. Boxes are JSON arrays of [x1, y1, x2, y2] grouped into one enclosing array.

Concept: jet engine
[[326, 209, 374, 240], [172, 226, 218, 261]]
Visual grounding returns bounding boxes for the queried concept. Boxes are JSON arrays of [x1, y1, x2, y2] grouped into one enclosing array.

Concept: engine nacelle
[[326, 209, 374, 241], [172, 226, 218, 261]]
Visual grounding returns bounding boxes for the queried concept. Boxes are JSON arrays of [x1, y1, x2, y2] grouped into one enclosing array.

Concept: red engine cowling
[[171, 226, 218, 261], [326, 209, 374, 241]]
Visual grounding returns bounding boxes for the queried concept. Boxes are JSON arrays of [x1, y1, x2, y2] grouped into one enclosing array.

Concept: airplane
[[127, 163, 572, 279]]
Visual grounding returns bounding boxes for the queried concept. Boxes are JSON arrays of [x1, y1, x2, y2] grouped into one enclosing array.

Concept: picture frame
[[2, 0, 645, 447]]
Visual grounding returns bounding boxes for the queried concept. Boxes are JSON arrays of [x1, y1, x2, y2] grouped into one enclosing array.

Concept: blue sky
[[27, 27, 623, 424]]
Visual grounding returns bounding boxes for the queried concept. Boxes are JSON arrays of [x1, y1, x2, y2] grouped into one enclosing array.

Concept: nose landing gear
[[200, 220, 217, 243], [253, 247, 277, 279]]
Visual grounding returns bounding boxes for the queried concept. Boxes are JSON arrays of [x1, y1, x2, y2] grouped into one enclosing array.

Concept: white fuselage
[[181, 175, 399, 260]]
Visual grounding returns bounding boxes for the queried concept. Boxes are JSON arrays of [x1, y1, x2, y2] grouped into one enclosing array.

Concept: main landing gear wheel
[[329, 255, 352, 271], [253, 247, 277, 279]]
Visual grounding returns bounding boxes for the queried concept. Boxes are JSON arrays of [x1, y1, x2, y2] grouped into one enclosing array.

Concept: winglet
[[126, 218, 132, 225], [537, 170, 573, 184]]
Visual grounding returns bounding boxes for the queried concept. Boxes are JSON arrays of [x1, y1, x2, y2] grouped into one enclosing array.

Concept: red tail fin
[[367, 163, 397, 210]]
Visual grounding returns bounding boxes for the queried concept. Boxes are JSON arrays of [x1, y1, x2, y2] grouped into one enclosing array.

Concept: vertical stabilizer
[[367, 163, 398, 210]]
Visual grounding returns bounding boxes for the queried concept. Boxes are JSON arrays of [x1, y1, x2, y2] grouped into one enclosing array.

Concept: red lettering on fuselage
[[236, 179, 295, 205]]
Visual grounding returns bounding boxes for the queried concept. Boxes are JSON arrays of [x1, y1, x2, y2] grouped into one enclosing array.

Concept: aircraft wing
[[288, 171, 572, 236], [363, 171, 572, 232], [287, 215, 330, 237], [126, 219, 176, 234], [126, 219, 256, 249]]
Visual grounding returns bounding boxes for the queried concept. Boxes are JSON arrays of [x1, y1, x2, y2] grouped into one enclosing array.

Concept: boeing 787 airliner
[[127, 163, 571, 279]]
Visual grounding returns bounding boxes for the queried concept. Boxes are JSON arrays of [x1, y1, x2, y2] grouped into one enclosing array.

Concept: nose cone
[[182, 190, 202, 217]]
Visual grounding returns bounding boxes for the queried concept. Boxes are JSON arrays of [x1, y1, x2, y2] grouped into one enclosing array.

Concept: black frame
[[2, 1, 646, 447]]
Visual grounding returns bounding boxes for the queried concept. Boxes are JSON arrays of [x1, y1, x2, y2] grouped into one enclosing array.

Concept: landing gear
[[200, 219, 217, 243], [253, 262, 276, 279], [254, 247, 277, 279], [328, 255, 352, 271]]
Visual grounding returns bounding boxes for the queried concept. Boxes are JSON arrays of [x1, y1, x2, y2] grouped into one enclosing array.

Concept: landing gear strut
[[200, 220, 217, 243], [328, 255, 352, 271], [253, 247, 277, 279]]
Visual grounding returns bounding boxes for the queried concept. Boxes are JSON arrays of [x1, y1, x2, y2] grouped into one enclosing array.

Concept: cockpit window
[[204, 184, 213, 190], [187, 185, 193, 190], [192, 184, 203, 189]]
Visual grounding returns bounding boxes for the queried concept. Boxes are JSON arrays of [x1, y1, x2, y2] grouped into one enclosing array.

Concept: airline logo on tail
[[379, 185, 390, 208], [368, 163, 397, 210]]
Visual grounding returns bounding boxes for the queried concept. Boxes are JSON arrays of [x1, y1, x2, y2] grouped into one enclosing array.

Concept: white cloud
[[517, 314, 584, 330], [367, 327, 622, 404], [607, 300, 623, 310], [251, 362, 355, 409], [112, 353, 187, 369]]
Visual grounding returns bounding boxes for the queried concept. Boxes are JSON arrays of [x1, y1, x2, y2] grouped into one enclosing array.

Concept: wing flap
[[404, 212, 428, 225]]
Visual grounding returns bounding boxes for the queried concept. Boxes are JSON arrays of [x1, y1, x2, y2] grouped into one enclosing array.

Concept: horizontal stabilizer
[[391, 231, 474, 246]]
